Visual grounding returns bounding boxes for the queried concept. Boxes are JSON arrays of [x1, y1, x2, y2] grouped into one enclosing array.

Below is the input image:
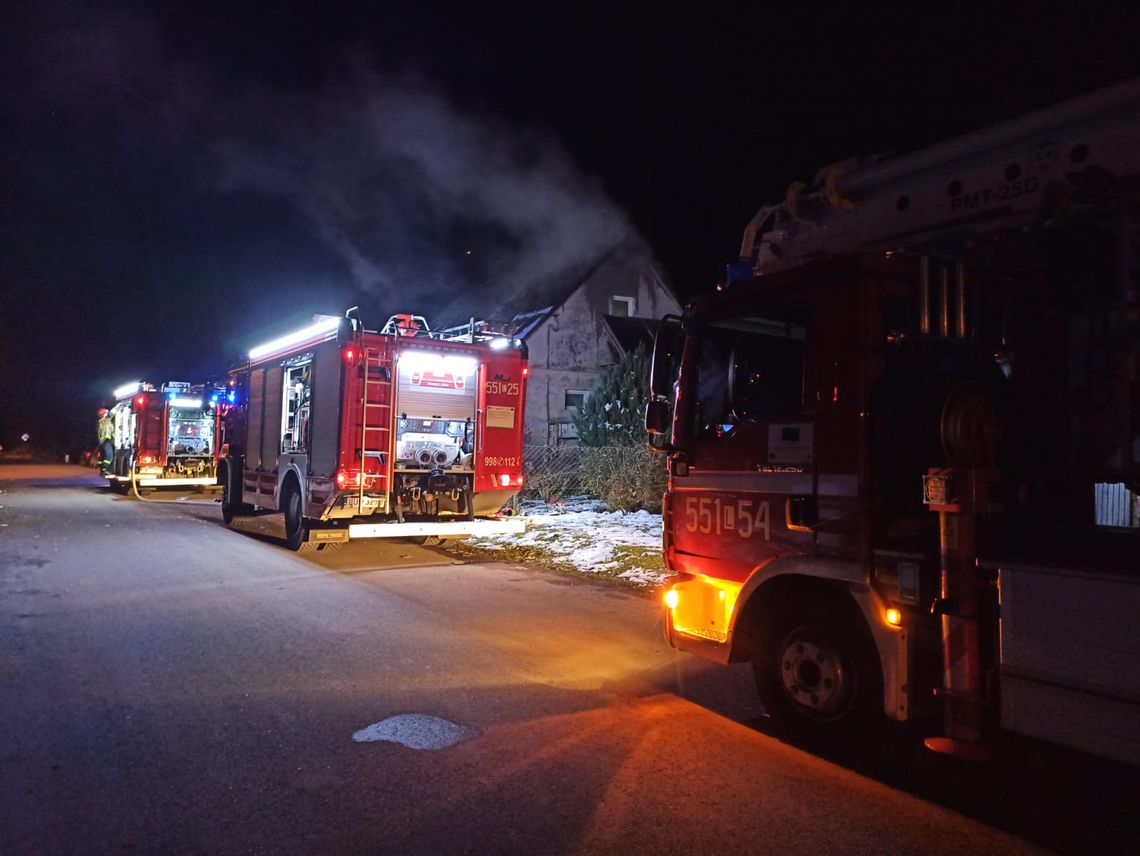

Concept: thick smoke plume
[[210, 71, 631, 310], [29, 11, 632, 318]]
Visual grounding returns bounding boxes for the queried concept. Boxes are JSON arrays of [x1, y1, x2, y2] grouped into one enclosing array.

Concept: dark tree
[[574, 346, 650, 447]]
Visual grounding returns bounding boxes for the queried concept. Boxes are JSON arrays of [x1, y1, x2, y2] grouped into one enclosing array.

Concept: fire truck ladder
[[357, 347, 392, 512]]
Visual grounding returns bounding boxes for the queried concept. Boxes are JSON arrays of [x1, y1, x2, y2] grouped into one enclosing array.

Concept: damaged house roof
[[433, 233, 671, 338]]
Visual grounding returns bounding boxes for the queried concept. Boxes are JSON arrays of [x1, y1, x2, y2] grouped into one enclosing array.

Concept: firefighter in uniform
[[97, 408, 114, 474]]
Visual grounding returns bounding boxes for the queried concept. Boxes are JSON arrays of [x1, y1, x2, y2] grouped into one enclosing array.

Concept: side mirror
[[645, 399, 671, 453], [645, 399, 670, 435], [649, 318, 683, 399]]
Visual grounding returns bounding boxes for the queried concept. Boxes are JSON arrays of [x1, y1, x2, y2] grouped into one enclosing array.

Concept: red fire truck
[[219, 310, 528, 550], [103, 380, 223, 493], [647, 78, 1140, 764]]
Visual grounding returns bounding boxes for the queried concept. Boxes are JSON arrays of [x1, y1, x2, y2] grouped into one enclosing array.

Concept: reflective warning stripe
[[672, 471, 858, 497]]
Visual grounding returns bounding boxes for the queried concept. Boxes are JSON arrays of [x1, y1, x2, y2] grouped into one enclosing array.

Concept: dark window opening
[[564, 390, 588, 410], [609, 296, 635, 317]]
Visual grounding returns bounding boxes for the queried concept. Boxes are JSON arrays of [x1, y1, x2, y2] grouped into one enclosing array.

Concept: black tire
[[221, 465, 239, 525], [752, 593, 883, 743], [221, 463, 253, 525], [283, 483, 315, 552]]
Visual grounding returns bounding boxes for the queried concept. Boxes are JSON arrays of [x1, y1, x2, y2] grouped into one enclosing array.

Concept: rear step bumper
[[107, 475, 218, 487], [344, 517, 526, 540]]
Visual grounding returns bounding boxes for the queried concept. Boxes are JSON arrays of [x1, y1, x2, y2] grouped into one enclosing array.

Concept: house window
[[609, 295, 635, 317], [564, 389, 589, 410]]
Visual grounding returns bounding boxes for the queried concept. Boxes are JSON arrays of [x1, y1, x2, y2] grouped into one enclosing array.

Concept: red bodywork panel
[[230, 318, 528, 523], [333, 333, 528, 496], [664, 258, 890, 583], [117, 386, 222, 475], [133, 393, 165, 463], [132, 396, 221, 466], [475, 352, 528, 491], [337, 333, 396, 493]]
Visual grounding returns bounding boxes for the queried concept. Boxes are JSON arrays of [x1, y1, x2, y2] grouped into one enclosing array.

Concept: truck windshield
[[695, 310, 807, 433]]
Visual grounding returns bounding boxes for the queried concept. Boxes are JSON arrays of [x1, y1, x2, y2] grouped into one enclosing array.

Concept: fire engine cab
[[648, 78, 1140, 764], [103, 380, 223, 493], [219, 310, 528, 550]]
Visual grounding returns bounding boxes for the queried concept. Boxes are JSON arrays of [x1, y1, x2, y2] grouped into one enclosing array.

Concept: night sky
[[2, 0, 1139, 454]]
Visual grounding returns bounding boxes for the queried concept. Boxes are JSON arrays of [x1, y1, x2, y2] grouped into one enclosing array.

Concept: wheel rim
[[777, 627, 853, 720]]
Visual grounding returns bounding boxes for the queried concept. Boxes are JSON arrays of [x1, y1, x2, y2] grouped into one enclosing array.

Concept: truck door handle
[[785, 496, 818, 532]]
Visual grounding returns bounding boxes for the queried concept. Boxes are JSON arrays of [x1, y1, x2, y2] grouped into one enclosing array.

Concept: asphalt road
[[0, 466, 1135, 855]]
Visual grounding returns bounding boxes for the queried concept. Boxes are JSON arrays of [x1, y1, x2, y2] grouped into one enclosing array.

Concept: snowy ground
[[451, 497, 670, 586]]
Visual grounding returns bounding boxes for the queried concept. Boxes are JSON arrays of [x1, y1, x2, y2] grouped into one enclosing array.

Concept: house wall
[[524, 254, 681, 445]]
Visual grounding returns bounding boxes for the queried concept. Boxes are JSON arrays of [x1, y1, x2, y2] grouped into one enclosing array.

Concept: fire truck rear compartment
[[228, 314, 527, 545], [390, 353, 479, 519], [165, 404, 217, 479]]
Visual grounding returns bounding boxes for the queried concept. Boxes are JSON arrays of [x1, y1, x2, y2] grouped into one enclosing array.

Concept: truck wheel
[[221, 470, 240, 525], [752, 594, 882, 743], [283, 485, 315, 552], [220, 465, 253, 525]]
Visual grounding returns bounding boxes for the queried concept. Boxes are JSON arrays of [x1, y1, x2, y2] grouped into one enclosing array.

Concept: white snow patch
[[353, 714, 474, 750], [466, 497, 670, 585]]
